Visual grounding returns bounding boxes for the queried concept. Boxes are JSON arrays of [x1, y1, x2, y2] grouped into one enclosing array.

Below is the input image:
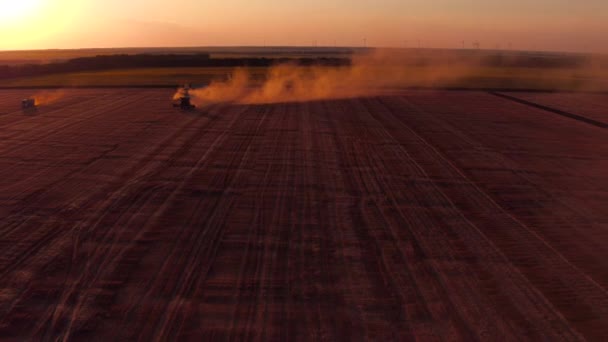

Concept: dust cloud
[[176, 49, 608, 105], [176, 49, 480, 105], [33, 90, 66, 106]]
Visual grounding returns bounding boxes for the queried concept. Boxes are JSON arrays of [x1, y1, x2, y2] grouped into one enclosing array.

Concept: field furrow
[[0, 88, 606, 340]]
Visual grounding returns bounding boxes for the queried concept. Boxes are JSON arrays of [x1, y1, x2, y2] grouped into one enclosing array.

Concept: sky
[[0, 0, 606, 53]]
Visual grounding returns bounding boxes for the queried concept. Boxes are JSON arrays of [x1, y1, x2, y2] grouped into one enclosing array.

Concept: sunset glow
[[1, 0, 608, 340], [0, 0, 42, 25], [0, 0, 606, 53]]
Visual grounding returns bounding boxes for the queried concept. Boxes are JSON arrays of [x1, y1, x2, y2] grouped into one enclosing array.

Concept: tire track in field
[[395, 93, 608, 235], [360, 96, 585, 339], [311, 100, 371, 340], [389, 94, 608, 252], [356, 98, 543, 339], [210, 103, 291, 340], [84, 104, 270, 340], [0, 90, 96, 121], [0, 92, 173, 241], [145, 105, 271, 341], [0, 91, 140, 156], [31, 105, 240, 340], [26, 103, 247, 339], [0, 104, 224, 336], [365, 95, 602, 339], [320, 100, 427, 339], [303, 100, 413, 340], [324, 98, 477, 341], [325, 96, 583, 340], [386, 93, 608, 306], [490, 92, 608, 129], [511, 92, 608, 123], [243, 103, 293, 341], [292, 101, 334, 340], [0, 104, 204, 320], [0, 91, 605, 339], [0, 90, 117, 134], [0, 95, 151, 202]]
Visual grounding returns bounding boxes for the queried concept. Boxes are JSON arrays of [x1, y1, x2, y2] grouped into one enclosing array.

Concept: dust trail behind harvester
[[176, 49, 608, 105], [33, 90, 66, 106], [176, 49, 480, 105]]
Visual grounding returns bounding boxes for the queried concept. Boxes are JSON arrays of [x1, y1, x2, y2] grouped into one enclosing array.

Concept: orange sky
[[0, 0, 606, 53]]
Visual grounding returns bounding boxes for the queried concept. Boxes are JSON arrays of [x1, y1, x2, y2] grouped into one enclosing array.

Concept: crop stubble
[[0, 89, 606, 340]]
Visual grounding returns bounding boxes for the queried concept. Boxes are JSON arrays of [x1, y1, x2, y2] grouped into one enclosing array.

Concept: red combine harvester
[[173, 85, 196, 110]]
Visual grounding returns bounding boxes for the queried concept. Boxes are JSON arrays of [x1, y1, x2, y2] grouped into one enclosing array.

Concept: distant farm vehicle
[[22, 98, 36, 109], [173, 85, 196, 110]]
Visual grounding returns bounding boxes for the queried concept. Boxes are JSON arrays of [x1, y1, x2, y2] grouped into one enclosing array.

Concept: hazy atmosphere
[[1, 0, 607, 53], [2, 0, 608, 340]]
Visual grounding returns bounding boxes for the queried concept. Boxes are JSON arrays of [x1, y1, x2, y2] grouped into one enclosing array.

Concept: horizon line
[[0, 45, 604, 56]]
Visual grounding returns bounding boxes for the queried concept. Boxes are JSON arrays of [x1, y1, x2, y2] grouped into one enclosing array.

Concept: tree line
[[0, 54, 352, 80]]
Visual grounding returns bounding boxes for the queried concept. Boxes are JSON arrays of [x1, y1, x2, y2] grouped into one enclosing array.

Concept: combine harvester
[[21, 98, 36, 109], [173, 85, 196, 110]]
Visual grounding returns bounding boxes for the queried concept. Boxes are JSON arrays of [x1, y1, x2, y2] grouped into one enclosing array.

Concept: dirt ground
[[0, 89, 606, 340]]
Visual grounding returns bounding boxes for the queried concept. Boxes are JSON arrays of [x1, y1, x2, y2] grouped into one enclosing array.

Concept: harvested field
[[0, 88, 607, 340], [502, 92, 608, 124]]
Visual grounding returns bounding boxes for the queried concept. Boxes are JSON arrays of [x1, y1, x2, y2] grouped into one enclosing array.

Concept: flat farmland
[[0, 89, 607, 340], [503, 92, 608, 123]]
